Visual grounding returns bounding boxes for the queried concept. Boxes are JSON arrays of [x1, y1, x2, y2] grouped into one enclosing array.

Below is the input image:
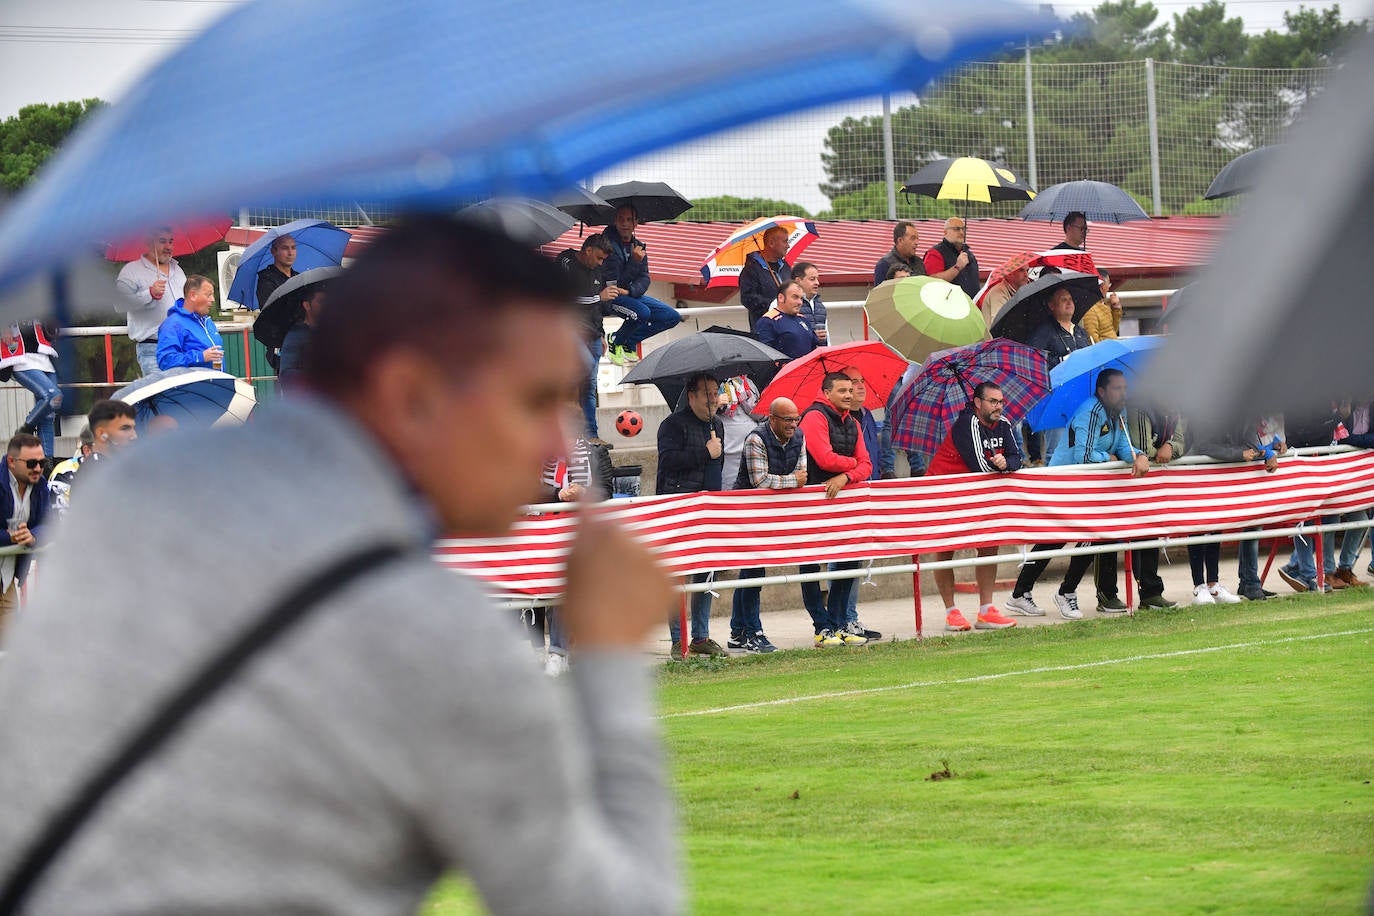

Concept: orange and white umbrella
[[700, 215, 818, 288]]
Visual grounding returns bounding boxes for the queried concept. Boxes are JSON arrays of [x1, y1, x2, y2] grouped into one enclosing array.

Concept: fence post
[[1025, 39, 1038, 191], [679, 589, 689, 660], [1145, 58, 1163, 216], [911, 555, 923, 639], [882, 93, 897, 220]]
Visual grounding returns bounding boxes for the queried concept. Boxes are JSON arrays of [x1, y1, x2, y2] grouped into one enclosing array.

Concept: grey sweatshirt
[[0, 397, 679, 914], [114, 255, 185, 341]]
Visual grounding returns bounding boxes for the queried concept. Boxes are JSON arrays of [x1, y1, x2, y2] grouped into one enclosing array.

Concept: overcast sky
[[2, 0, 1368, 214]]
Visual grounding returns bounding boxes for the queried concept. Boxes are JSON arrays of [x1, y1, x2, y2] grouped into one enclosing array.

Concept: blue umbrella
[[0, 0, 1044, 303], [1017, 180, 1150, 225], [113, 367, 257, 431], [227, 219, 350, 310], [1025, 336, 1164, 431]]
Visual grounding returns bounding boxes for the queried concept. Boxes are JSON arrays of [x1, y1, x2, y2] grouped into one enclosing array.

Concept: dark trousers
[[730, 567, 765, 635], [1096, 548, 1164, 599], [800, 561, 856, 633], [1189, 542, 1220, 587], [1012, 544, 1095, 597]]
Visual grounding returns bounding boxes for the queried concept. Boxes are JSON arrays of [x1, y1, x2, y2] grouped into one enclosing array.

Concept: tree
[[1172, 0, 1248, 65], [814, 182, 959, 221], [687, 196, 811, 221], [0, 99, 105, 193]]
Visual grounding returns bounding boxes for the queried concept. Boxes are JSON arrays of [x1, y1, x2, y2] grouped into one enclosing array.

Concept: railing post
[[103, 334, 114, 385], [911, 554, 923, 639], [241, 329, 253, 382], [1124, 548, 1134, 612], [679, 587, 689, 660], [1314, 526, 1325, 592]]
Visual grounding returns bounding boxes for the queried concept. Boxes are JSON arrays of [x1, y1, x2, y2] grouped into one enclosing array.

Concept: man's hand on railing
[[7, 523, 34, 548], [1131, 454, 1150, 478]]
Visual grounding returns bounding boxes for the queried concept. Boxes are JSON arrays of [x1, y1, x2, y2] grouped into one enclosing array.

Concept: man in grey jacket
[[114, 226, 186, 376], [0, 218, 681, 914]]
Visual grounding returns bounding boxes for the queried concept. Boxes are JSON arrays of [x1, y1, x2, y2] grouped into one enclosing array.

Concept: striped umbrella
[[889, 338, 1049, 457], [700, 215, 818, 287], [113, 367, 257, 431], [864, 276, 988, 363]]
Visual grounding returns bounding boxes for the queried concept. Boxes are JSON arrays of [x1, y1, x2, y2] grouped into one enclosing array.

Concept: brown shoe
[[1334, 567, 1366, 587], [689, 637, 728, 658]]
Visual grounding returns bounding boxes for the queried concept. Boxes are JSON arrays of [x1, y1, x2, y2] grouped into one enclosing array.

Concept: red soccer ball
[[615, 410, 644, 437]]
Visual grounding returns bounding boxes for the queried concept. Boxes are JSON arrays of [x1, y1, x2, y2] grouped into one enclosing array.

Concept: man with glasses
[[923, 218, 980, 298], [729, 397, 807, 653], [926, 384, 1022, 631], [658, 372, 728, 657], [1055, 211, 1089, 251], [115, 226, 186, 376], [0, 433, 50, 634]]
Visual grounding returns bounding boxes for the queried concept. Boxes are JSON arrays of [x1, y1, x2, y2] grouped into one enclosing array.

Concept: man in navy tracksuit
[[753, 281, 819, 360]]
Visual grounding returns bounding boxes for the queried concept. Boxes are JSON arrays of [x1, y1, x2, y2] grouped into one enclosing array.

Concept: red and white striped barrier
[[434, 450, 1374, 598]]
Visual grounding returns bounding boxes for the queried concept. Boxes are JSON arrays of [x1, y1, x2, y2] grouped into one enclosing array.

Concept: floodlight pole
[[1025, 39, 1038, 191], [1145, 58, 1163, 216], [882, 94, 898, 220]]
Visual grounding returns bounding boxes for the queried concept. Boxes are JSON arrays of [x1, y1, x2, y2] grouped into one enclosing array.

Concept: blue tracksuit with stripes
[[1049, 396, 1142, 467]]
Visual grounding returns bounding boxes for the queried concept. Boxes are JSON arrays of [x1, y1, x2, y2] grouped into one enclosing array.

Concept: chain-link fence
[[242, 60, 1332, 228]]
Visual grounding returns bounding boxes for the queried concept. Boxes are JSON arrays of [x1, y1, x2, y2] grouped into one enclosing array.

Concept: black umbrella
[[592, 180, 692, 223], [1017, 180, 1150, 224], [550, 186, 616, 224], [456, 197, 575, 245], [254, 267, 344, 349], [1160, 282, 1199, 328], [989, 270, 1101, 344], [620, 330, 786, 406], [1203, 147, 1277, 200]]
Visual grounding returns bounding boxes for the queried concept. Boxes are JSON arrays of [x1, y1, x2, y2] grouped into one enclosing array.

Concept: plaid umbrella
[[890, 338, 1049, 457]]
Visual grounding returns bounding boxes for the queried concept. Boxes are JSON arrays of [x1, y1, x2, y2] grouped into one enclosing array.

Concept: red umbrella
[[754, 340, 908, 415], [103, 216, 233, 262]]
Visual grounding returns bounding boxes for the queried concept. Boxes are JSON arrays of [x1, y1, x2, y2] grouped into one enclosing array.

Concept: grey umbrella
[[1203, 147, 1278, 200], [1018, 180, 1150, 224], [456, 198, 575, 246], [551, 186, 616, 225], [254, 267, 344, 350], [1141, 35, 1374, 429]]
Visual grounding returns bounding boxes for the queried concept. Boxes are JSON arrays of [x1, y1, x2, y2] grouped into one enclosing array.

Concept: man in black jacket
[[255, 235, 298, 311], [600, 206, 681, 366], [555, 234, 623, 444], [657, 372, 727, 657], [923, 218, 980, 299], [738, 227, 792, 329], [873, 221, 926, 286]]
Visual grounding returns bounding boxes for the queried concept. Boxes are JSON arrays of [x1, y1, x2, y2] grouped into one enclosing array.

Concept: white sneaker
[[1209, 584, 1242, 604], [1005, 593, 1047, 617], [1053, 592, 1083, 619], [545, 653, 569, 677], [1192, 584, 1216, 605]]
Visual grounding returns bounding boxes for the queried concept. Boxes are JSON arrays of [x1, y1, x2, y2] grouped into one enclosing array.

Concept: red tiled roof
[[231, 216, 1222, 292]]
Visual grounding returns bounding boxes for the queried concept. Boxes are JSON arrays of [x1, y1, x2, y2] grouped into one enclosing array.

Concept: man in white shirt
[[114, 227, 185, 376]]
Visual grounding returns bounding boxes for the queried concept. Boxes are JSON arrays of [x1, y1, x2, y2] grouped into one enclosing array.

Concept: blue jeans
[[606, 295, 680, 351], [581, 337, 602, 438], [669, 572, 713, 644], [1283, 530, 1320, 588], [730, 567, 765, 635], [135, 340, 160, 377], [1237, 530, 1261, 591], [800, 561, 856, 634], [12, 369, 60, 457], [1324, 511, 1368, 573]]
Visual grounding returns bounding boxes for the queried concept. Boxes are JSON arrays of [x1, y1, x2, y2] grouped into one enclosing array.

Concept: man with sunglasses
[[0, 433, 49, 634]]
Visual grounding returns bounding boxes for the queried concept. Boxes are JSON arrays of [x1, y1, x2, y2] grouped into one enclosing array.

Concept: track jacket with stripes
[[1050, 395, 1142, 467]]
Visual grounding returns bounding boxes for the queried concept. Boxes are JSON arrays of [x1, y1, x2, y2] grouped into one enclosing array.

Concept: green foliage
[[0, 99, 105, 193], [686, 196, 811, 222], [814, 182, 959, 221]]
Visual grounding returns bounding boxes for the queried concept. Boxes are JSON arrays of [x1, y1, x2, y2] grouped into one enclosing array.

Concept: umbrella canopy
[[901, 157, 1036, 205], [1160, 282, 1199, 328], [864, 276, 988, 362], [1203, 146, 1277, 200], [0, 0, 1043, 303], [113, 367, 257, 430], [550, 186, 616, 224], [254, 266, 344, 349], [988, 270, 1102, 344], [1024, 336, 1164, 431], [103, 216, 232, 262], [889, 338, 1050, 457], [1017, 180, 1150, 224], [457, 198, 575, 246], [620, 331, 787, 405], [700, 216, 818, 287], [755, 340, 908, 415], [592, 181, 692, 223], [227, 219, 350, 311]]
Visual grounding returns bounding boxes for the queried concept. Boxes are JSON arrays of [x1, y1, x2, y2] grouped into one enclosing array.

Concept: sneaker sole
[[1005, 601, 1046, 617], [945, 624, 973, 632], [1097, 606, 1130, 614], [1276, 569, 1309, 593], [974, 620, 1016, 629]]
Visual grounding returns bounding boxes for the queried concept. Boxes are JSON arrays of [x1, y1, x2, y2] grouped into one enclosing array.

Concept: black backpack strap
[[0, 541, 408, 913]]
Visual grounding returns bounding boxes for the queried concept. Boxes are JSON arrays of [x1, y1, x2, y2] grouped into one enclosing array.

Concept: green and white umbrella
[[863, 276, 988, 363]]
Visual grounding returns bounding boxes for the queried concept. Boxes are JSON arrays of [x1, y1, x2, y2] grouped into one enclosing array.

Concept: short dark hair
[[1098, 267, 1111, 279], [270, 234, 295, 252], [821, 371, 852, 392], [973, 382, 1002, 400], [1096, 368, 1124, 392], [88, 399, 136, 430], [581, 233, 613, 254], [684, 372, 719, 394], [886, 264, 911, 281], [893, 221, 917, 243], [614, 203, 638, 221], [1063, 211, 1087, 231], [76, 425, 94, 447], [778, 279, 802, 297], [184, 275, 212, 295], [791, 260, 817, 279], [304, 217, 573, 398], [7, 433, 41, 455]]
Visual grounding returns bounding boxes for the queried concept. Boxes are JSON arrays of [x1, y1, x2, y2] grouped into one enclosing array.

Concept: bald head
[[768, 397, 801, 442], [944, 217, 967, 244]]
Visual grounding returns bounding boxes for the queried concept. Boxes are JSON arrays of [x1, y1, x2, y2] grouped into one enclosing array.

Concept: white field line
[[658, 627, 1374, 719]]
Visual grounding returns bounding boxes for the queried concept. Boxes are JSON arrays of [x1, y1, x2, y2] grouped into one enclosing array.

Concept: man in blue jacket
[[0, 432, 50, 633], [600, 205, 682, 366], [156, 275, 225, 371], [738, 227, 792, 329], [1005, 369, 1148, 621]]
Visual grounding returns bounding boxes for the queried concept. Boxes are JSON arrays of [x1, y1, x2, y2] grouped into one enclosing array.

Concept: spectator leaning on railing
[[0, 433, 50, 637], [1113, 405, 1185, 609]]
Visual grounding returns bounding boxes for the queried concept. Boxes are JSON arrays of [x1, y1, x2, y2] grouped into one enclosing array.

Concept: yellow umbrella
[[901, 156, 1035, 205]]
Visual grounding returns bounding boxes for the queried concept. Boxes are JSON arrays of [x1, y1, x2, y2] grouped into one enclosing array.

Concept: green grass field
[[427, 594, 1374, 914]]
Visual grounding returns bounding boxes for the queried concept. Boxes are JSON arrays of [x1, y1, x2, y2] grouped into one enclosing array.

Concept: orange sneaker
[[945, 609, 973, 632], [975, 607, 1017, 630]]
